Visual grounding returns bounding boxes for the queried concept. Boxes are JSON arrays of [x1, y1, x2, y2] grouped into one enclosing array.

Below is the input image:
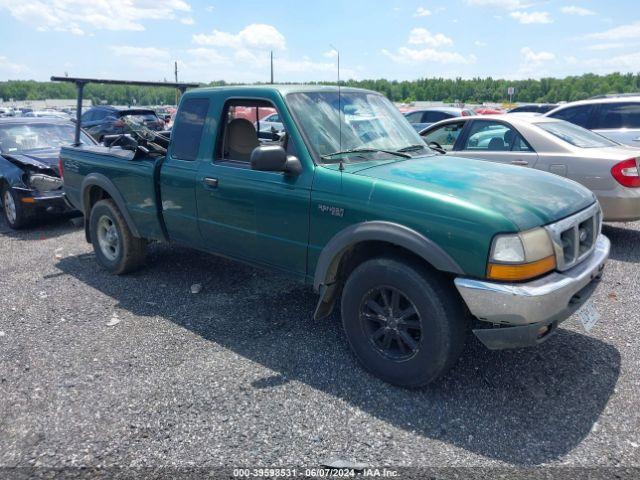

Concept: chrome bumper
[[454, 234, 610, 327]]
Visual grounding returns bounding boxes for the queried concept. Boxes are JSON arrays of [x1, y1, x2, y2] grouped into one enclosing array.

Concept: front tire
[[89, 199, 147, 274], [340, 256, 467, 387], [1, 185, 29, 229]]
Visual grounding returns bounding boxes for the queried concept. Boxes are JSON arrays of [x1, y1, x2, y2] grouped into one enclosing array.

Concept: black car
[[508, 103, 558, 114], [81, 106, 165, 142], [0, 118, 95, 229]]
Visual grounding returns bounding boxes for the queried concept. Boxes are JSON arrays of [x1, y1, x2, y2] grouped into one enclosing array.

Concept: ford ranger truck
[[59, 86, 610, 387]]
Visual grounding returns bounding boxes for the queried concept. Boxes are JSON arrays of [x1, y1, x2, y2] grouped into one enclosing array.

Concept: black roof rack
[[50, 76, 200, 145]]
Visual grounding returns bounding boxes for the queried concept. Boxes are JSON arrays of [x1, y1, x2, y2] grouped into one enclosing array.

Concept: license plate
[[577, 300, 600, 332]]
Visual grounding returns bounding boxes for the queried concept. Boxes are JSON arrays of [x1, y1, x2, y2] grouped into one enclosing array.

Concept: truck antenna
[[329, 44, 342, 165]]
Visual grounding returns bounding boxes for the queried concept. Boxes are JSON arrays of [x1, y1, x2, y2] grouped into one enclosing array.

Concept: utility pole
[[270, 51, 274, 84], [174, 61, 179, 106]]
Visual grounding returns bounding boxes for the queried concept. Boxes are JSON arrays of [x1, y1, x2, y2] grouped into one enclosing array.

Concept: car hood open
[[1, 147, 60, 174]]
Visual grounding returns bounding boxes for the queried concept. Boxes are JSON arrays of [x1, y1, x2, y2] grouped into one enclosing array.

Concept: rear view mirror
[[250, 145, 302, 175]]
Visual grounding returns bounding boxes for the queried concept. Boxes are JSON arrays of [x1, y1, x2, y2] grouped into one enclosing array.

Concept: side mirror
[[250, 145, 302, 175]]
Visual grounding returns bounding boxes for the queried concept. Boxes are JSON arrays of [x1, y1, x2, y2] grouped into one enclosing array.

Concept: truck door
[[196, 97, 312, 277], [160, 97, 210, 247]]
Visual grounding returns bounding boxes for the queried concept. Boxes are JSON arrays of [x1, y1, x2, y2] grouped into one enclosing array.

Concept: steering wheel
[[428, 141, 446, 154]]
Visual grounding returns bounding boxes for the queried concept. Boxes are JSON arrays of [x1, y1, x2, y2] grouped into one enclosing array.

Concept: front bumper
[[454, 234, 610, 349], [14, 188, 75, 214]]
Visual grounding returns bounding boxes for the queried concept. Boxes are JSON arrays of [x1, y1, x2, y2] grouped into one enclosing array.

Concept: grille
[[545, 203, 601, 271]]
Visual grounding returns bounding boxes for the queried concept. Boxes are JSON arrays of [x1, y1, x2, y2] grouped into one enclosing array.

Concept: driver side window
[[216, 100, 289, 164], [422, 121, 464, 151]]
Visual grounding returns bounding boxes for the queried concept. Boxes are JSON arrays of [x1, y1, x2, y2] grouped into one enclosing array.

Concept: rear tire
[[89, 199, 147, 274], [1, 185, 30, 230], [340, 256, 467, 387]]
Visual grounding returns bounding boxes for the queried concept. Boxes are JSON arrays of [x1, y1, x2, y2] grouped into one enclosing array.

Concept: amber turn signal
[[487, 255, 556, 282]]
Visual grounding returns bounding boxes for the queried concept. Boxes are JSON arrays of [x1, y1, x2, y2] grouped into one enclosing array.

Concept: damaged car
[[0, 118, 94, 229]]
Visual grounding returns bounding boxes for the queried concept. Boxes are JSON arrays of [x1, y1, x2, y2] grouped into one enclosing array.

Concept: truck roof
[[183, 84, 376, 97]]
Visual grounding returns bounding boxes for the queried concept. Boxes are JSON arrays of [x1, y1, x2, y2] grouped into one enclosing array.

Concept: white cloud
[[510, 11, 552, 24], [474, 40, 487, 47], [180, 17, 194, 25], [586, 21, 640, 41], [586, 42, 625, 51], [205, 5, 214, 12], [521, 47, 555, 63], [185, 24, 350, 82], [0, 55, 27, 76], [413, 7, 432, 17], [408, 28, 453, 47], [193, 24, 286, 51], [506, 47, 555, 79], [466, 0, 533, 10], [110, 45, 170, 60], [561, 5, 595, 16], [109, 45, 171, 71], [382, 27, 472, 65], [592, 52, 640, 71], [382, 47, 475, 64], [187, 48, 230, 65], [0, 0, 191, 35]]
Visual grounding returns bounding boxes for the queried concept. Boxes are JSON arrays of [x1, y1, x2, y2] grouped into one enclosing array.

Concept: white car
[[545, 95, 640, 147], [255, 113, 284, 134]]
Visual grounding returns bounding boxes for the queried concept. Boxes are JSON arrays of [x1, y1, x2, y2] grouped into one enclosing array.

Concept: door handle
[[510, 160, 529, 166], [203, 177, 219, 188]]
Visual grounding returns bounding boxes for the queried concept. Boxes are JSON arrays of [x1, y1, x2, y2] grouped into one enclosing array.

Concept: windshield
[[0, 123, 93, 153], [534, 120, 618, 148], [286, 91, 430, 162]]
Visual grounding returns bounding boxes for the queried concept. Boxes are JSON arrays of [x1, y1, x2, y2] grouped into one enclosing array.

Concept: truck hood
[[351, 155, 596, 230]]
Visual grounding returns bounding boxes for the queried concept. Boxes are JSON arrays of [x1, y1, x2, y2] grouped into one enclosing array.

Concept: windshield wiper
[[396, 144, 428, 153], [321, 148, 411, 160]]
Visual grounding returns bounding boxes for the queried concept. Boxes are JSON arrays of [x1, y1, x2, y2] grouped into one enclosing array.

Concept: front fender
[[0, 156, 29, 189], [312, 221, 464, 319]]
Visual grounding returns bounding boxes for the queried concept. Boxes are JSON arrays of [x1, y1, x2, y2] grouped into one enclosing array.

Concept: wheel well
[[85, 185, 112, 213], [83, 185, 112, 243], [334, 240, 443, 291], [313, 239, 455, 320]]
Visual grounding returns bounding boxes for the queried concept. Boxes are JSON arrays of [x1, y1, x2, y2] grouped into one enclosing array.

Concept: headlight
[[28, 173, 62, 192], [488, 228, 556, 281]]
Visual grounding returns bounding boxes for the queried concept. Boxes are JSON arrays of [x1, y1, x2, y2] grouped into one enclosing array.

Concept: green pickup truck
[[60, 85, 610, 387]]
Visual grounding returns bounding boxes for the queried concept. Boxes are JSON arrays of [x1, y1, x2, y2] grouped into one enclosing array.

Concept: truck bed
[[60, 144, 166, 241]]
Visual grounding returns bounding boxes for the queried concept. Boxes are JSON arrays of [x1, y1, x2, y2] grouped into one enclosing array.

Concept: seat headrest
[[488, 137, 505, 150], [227, 118, 259, 155]]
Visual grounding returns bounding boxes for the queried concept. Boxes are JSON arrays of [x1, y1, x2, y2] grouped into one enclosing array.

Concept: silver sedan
[[420, 115, 640, 222]]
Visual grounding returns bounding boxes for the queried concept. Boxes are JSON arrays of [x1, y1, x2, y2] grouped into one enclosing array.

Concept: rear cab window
[[170, 97, 210, 161]]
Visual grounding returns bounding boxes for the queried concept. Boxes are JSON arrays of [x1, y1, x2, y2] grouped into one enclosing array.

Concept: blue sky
[[0, 0, 638, 83]]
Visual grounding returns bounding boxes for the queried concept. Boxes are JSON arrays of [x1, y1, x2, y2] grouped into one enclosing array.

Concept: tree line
[[1, 72, 639, 106]]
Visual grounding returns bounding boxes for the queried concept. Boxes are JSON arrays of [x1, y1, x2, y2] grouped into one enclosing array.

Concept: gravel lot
[[1, 214, 639, 473]]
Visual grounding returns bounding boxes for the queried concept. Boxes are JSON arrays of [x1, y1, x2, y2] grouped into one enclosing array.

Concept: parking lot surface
[[1, 215, 639, 470]]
